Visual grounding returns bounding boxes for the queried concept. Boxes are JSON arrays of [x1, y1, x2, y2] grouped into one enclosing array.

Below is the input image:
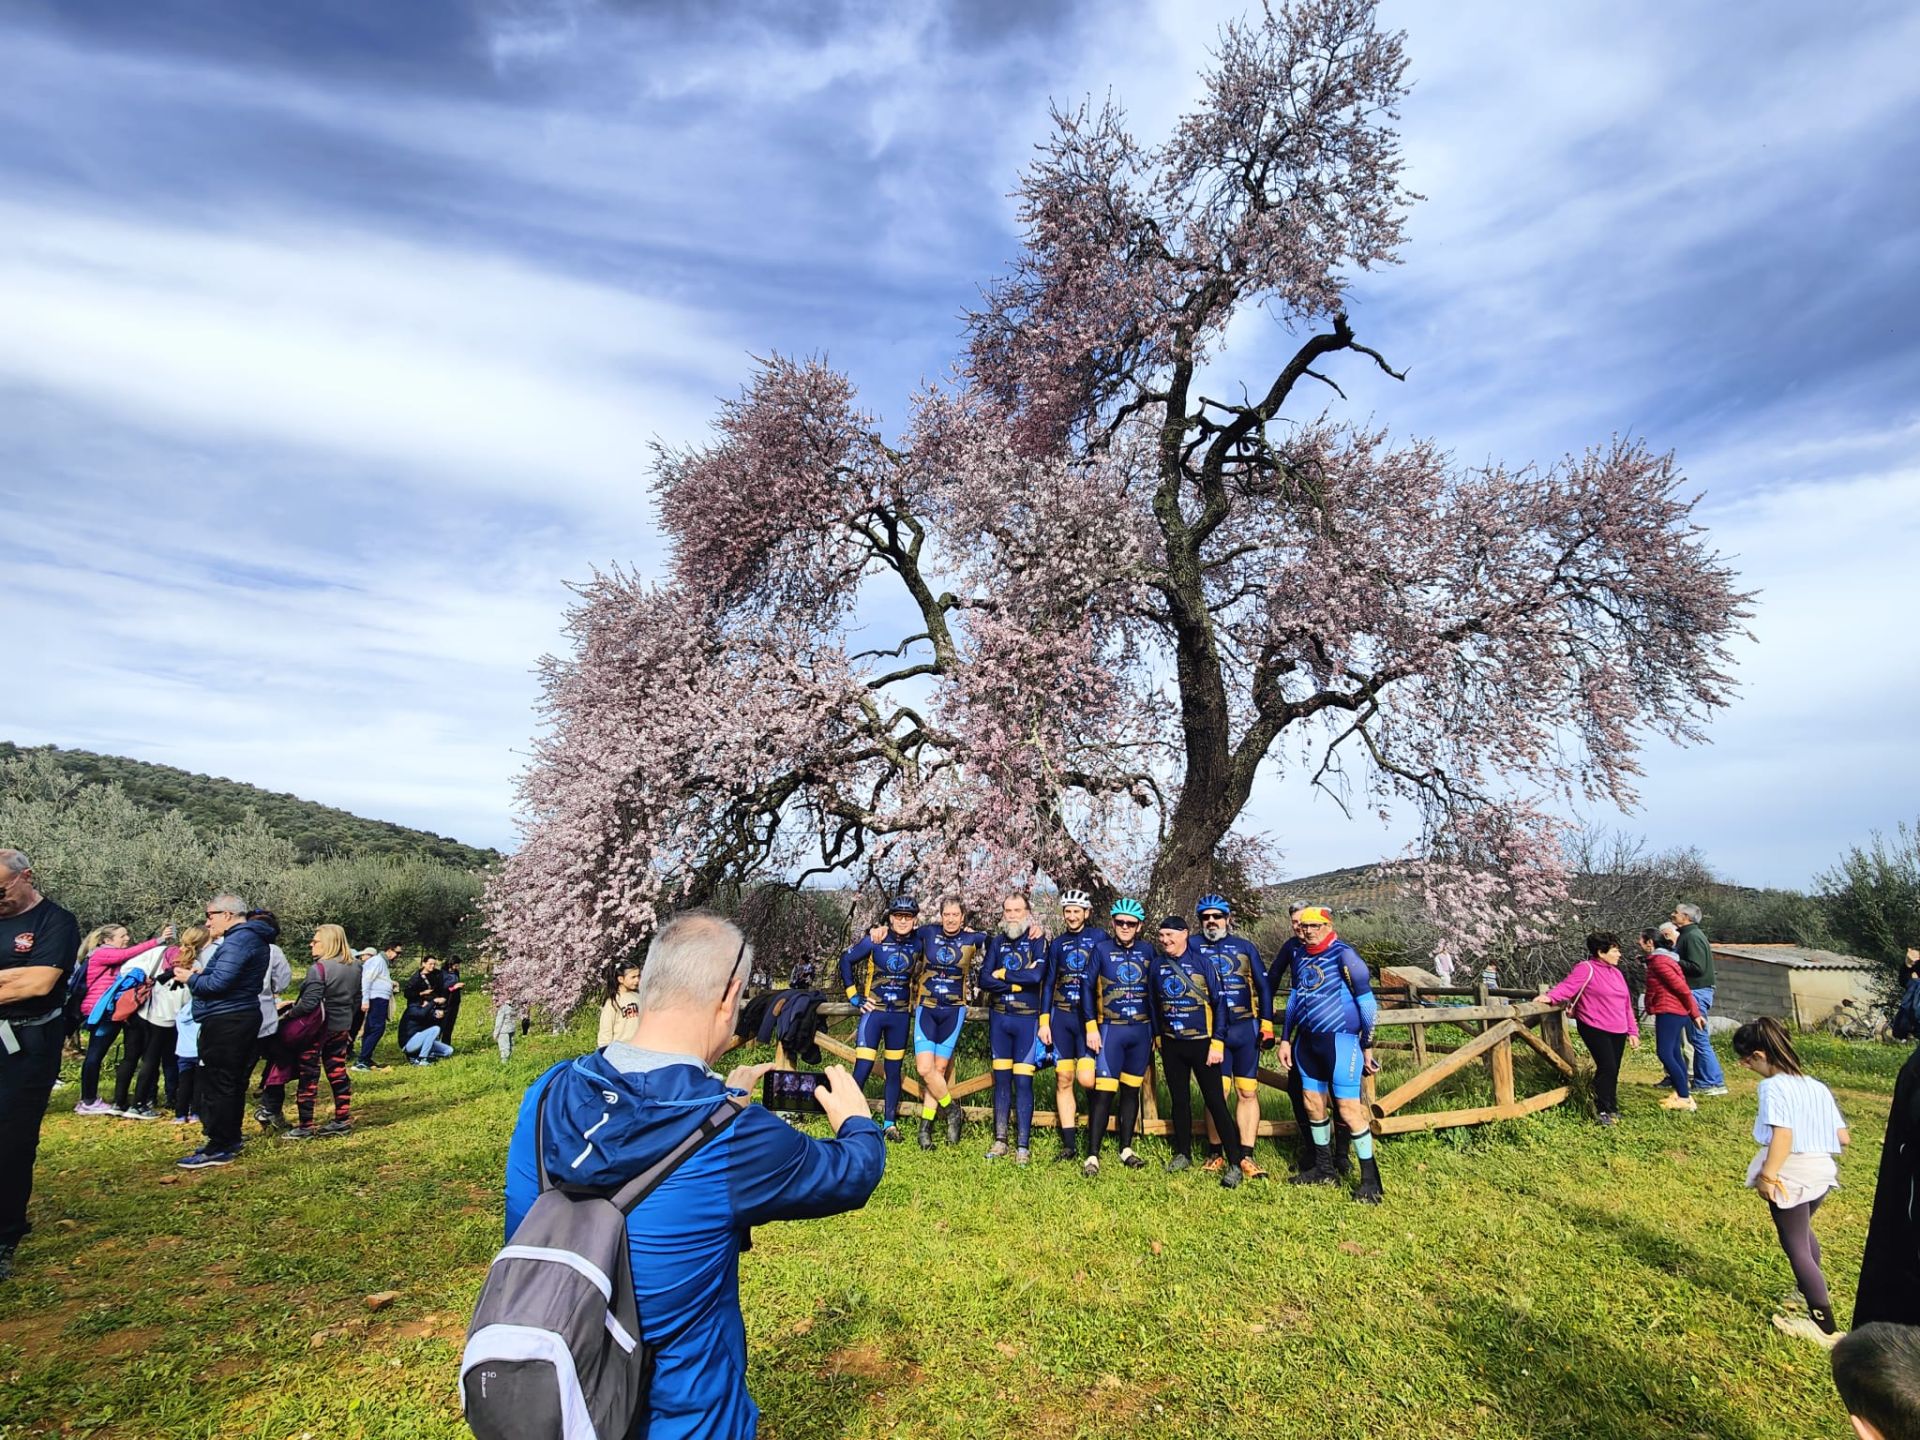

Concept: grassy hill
[[0, 741, 498, 867], [3, 1005, 1894, 1439]]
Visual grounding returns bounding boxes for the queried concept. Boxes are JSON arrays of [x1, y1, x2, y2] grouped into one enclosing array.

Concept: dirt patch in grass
[[819, 1341, 921, 1392], [0, 1301, 81, 1352]]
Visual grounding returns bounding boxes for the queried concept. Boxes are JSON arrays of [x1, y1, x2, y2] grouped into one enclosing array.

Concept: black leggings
[[1084, 1085, 1142, 1158], [1160, 1037, 1246, 1164], [1576, 1022, 1627, 1115], [1770, 1195, 1836, 1332], [113, 1015, 176, 1111]]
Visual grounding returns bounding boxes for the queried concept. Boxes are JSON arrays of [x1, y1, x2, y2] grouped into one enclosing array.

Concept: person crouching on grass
[[1734, 1016, 1849, 1346]]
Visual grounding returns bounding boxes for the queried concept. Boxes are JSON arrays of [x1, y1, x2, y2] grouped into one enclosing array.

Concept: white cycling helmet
[[1060, 889, 1092, 910]]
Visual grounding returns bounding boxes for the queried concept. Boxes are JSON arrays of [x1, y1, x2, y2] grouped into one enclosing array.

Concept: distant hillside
[[1, 742, 499, 868]]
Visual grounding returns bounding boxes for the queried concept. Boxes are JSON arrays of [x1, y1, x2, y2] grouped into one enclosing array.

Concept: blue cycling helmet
[[1195, 894, 1231, 918], [1110, 897, 1146, 922], [887, 894, 920, 915]]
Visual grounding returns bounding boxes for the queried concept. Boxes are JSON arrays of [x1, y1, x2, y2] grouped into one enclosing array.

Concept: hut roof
[[1711, 943, 1876, 972]]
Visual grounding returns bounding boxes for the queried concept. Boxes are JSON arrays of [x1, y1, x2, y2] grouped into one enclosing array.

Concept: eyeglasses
[[1198, 912, 1227, 922], [1112, 918, 1141, 928], [205, 908, 235, 919]]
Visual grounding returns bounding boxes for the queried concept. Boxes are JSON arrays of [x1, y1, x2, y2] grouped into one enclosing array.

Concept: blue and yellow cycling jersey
[[1281, 936, 1377, 1045], [1044, 925, 1107, 1014], [838, 932, 918, 1012], [979, 933, 1047, 1016], [912, 923, 985, 1009], [1193, 934, 1271, 1025], [1080, 934, 1155, 1028], [1149, 946, 1226, 1042]]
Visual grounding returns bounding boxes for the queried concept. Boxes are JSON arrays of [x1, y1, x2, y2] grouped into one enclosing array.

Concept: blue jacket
[[1149, 944, 1227, 1042], [504, 1051, 885, 1440], [1281, 937, 1377, 1045], [189, 918, 277, 1022]]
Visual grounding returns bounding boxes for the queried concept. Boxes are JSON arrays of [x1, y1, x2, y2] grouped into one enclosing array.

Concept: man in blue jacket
[[177, 895, 276, 1169], [505, 912, 883, 1440]]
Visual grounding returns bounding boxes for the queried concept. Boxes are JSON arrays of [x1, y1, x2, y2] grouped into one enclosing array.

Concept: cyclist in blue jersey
[[910, 896, 986, 1149], [1078, 898, 1155, 1177], [1276, 906, 1384, 1202], [978, 892, 1048, 1164], [1039, 889, 1105, 1162], [1268, 900, 1334, 1173], [1191, 895, 1272, 1179], [837, 895, 920, 1141], [1151, 916, 1248, 1188]]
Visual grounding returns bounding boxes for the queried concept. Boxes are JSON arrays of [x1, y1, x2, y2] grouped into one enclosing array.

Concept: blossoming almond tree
[[489, 0, 1751, 1009]]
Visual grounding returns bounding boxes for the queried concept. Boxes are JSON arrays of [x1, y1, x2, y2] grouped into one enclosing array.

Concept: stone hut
[[1709, 944, 1882, 1029]]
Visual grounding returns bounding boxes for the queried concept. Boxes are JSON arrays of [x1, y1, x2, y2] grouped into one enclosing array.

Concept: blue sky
[[3, 0, 1916, 888]]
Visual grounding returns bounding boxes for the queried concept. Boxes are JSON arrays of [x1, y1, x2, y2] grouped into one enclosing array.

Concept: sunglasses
[[1112, 918, 1141, 928]]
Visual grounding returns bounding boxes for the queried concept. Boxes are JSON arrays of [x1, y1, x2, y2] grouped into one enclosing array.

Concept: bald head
[[635, 912, 751, 1013]]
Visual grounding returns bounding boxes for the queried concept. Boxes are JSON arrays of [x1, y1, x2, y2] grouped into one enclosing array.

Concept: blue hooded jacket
[[189, 917, 277, 1022], [504, 1049, 885, 1440]]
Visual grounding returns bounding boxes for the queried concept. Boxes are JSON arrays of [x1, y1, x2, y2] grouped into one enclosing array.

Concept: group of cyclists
[[835, 889, 1386, 1203]]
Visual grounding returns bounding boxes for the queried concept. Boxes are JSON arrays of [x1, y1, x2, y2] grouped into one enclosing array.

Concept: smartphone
[[760, 1068, 826, 1113]]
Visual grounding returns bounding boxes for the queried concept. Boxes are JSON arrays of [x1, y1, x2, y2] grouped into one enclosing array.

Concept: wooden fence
[[772, 982, 1579, 1138]]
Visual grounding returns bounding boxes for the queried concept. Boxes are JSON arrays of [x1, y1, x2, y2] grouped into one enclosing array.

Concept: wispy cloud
[[3, 0, 1916, 887]]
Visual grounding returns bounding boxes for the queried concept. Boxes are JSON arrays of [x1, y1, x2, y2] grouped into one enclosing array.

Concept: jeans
[[357, 997, 390, 1065], [0, 1016, 64, 1247], [80, 1020, 123, 1104], [173, 1057, 200, 1119], [1653, 1013, 1692, 1097], [196, 1011, 260, 1155], [403, 1026, 451, 1061], [1687, 988, 1726, 1087]]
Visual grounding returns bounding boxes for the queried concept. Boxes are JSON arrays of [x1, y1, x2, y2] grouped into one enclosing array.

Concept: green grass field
[[2, 1012, 1901, 1440]]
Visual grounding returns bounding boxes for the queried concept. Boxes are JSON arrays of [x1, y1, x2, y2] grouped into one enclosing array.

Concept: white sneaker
[[1771, 1314, 1840, 1349], [1697, 1085, 1729, 1097]]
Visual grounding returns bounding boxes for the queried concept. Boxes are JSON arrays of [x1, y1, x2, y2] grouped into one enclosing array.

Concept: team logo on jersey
[[1297, 959, 1328, 990], [1060, 949, 1089, 975], [1157, 968, 1190, 1001], [931, 940, 961, 967], [1109, 957, 1145, 986], [1209, 953, 1236, 984], [11, 932, 34, 953], [879, 948, 911, 975]]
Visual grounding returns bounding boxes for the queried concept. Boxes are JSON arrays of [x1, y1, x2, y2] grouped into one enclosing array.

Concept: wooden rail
[[773, 993, 1581, 1139]]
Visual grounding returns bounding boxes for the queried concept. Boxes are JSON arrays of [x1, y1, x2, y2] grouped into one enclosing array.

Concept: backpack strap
[[609, 1095, 746, 1214], [532, 1086, 746, 1207]]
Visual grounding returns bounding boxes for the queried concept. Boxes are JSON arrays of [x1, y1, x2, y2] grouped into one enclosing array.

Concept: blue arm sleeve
[[1200, 958, 1228, 1043], [730, 1107, 886, 1228], [976, 937, 1007, 994], [1007, 939, 1047, 986], [838, 939, 872, 1001], [1343, 951, 1378, 1044], [503, 1067, 562, 1238], [1249, 944, 1274, 1023], [1079, 948, 1101, 1029]]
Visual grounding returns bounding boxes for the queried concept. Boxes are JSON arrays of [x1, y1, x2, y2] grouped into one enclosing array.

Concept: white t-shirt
[[1754, 1073, 1847, 1154]]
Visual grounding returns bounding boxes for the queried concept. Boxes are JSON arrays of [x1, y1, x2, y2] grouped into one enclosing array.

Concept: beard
[[1001, 918, 1026, 939]]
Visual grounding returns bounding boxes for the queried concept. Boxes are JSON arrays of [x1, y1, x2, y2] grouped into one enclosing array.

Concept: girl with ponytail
[[1733, 1016, 1850, 1345]]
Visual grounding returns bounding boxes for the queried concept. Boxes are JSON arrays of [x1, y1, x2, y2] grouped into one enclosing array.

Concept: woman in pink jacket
[[1544, 931, 1641, 1126], [73, 924, 168, 1114]]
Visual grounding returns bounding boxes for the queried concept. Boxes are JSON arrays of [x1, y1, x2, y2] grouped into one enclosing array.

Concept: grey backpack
[[460, 1086, 744, 1440]]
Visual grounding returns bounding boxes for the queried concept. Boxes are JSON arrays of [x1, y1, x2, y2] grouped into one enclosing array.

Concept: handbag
[[275, 962, 331, 1053]]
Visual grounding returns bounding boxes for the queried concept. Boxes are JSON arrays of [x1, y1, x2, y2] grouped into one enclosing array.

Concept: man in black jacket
[[1854, 950, 1920, 1327], [0, 849, 81, 1281], [178, 895, 276, 1169]]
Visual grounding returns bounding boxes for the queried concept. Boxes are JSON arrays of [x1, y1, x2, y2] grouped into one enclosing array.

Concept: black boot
[[947, 1101, 964, 1145], [1289, 1143, 1339, 1186], [919, 1118, 936, 1150], [1353, 1155, 1384, 1204], [1054, 1125, 1078, 1162]]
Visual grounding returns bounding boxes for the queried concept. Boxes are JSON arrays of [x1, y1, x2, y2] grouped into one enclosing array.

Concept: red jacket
[[1644, 950, 1702, 1021]]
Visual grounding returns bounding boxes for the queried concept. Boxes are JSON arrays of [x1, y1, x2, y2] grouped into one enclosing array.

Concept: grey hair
[[208, 892, 250, 915], [635, 911, 751, 1011], [1659, 922, 1679, 943], [1288, 901, 1307, 916], [0, 848, 29, 875], [1676, 902, 1702, 924]]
